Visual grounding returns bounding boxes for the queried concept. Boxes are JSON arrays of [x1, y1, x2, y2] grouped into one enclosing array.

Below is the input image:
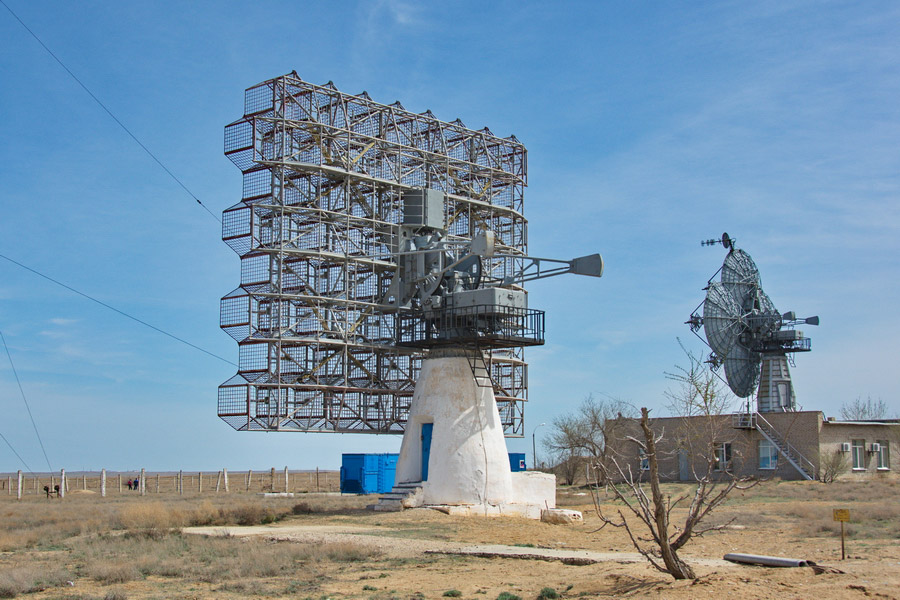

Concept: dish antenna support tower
[[219, 73, 603, 515], [688, 233, 819, 412]]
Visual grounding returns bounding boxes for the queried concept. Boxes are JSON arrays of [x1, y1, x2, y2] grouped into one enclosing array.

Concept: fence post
[[223, 468, 229, 493], [178, 470, 183, 495], [246, 469, 252, 492], [118, 473, 122, 493], [82, 474, 87, 490], [198, 472, 202, 493], [156, 473, 160, 494], [316, 467, 320, 492], [60, 469, 66, 499], [101, 469, 107, 497], [140, 468, 146, 496], [284, 466, 289, 492], [215, 471, 222, 493], [17, 470, 22, 501], [32, 477, 36, 493], [270, 467, 275, 492], [6, 475, 9, 495]]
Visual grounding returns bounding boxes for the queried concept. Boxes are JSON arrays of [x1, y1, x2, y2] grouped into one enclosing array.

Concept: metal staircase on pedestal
[[467, 350, 494, 389]]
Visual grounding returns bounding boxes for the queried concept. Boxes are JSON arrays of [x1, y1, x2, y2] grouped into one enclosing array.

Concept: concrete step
[[370, 482, 424, 512]]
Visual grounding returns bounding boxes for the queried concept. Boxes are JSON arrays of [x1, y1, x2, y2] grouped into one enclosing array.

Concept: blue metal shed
[[340, 453, 398, 494], [509, 452, 527, 472]]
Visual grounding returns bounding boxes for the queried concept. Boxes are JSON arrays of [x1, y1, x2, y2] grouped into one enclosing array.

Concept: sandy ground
[[3, 483, 899, 599], [175, 493, 899, 600]]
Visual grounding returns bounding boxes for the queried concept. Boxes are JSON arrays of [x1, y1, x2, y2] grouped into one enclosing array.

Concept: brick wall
[[820, 421, 899, 479], [606, 412, 899, 483], [606, 412, 823, 482]]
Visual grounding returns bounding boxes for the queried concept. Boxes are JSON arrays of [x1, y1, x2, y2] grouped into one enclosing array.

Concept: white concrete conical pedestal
[[394, 347, 554, 517]]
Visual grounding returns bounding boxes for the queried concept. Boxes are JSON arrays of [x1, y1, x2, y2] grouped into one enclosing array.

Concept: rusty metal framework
[[218, 73, 529, 435]]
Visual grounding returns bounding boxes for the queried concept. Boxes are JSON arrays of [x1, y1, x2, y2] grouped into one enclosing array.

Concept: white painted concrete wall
[[396, 349, 514, 505]]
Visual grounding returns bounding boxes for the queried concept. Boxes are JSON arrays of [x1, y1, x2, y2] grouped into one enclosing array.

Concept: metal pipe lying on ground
[[724, 553, 816, 568]]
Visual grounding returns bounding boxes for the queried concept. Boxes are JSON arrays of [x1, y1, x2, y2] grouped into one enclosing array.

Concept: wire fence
[[0, 468, 340, 499]]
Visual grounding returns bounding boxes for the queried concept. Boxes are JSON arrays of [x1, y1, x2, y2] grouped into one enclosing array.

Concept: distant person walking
[[133, 477, 139, 492], [127, 479, 133, 491]]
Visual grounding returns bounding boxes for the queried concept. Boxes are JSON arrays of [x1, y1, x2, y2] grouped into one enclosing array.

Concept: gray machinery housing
[[393, 187, 602, 350]]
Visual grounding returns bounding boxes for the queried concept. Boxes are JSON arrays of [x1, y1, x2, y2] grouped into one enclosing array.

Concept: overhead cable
[[0, 429, 33, 474], [0, 0, 221, 224], [0, 330, 52, 471], [0, 253, 237, 367]]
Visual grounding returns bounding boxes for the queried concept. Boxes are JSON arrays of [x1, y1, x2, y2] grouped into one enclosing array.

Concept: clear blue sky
[[1, 1, 897, 472]]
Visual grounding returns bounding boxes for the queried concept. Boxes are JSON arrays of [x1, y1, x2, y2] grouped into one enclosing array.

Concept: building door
[[421, 423, 433, 481], [678, 449, 690, 481]]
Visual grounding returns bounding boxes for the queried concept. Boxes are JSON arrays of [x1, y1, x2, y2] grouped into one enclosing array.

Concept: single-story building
[[606, 410, 898, 482]]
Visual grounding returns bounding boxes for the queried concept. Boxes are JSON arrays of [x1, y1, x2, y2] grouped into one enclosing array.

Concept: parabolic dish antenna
[[688, 233, 819, 405]]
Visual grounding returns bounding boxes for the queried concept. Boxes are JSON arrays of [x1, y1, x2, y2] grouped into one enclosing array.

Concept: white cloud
[[49, 318, 79, 326]]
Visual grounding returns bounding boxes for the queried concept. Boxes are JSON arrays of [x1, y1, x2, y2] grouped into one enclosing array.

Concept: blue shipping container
[[340, 453, 398, 494], [341, 452, 526, 493], [509, 452, 527, 472]]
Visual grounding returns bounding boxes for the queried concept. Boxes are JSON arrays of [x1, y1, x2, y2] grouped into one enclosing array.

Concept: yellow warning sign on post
[[833, 508, 851, 560]]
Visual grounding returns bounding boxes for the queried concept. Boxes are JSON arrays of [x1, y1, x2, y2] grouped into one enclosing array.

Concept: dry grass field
[[0, 479, 898, 599]]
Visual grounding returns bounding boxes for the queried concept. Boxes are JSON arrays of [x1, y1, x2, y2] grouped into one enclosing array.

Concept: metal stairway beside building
[[733, 412, 815, 480]]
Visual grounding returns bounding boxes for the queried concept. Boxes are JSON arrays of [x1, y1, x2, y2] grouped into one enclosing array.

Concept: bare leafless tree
[[818, 448, 850, 483], [591, 348, 758, 580], [840, 396, 893, 421], [549, 452, 582, 486], [543, 394, 635, 485]]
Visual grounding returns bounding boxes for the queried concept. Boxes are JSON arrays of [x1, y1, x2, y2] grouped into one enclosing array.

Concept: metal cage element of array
[[218, 73, 529, 436]]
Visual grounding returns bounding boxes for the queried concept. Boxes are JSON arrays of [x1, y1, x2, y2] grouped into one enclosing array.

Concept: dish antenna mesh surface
[[689, 234, 818, 404], [218, 74, 536, 436]]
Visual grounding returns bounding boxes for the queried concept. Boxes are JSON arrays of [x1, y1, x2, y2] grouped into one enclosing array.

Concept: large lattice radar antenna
[[688, 233, 819, 410], [218, 73, 603, 437]]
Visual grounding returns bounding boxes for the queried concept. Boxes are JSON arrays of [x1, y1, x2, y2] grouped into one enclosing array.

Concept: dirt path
[[183, 522, 731, 567]]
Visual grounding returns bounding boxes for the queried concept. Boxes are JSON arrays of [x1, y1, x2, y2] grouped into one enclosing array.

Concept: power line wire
[[0, 253, 237, 367], [0, 330, 52, 471], [0, 0, 221, 224], [0, 429, 33, 474]]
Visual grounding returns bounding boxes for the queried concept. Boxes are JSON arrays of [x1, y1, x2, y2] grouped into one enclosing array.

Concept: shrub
[[537, 588, 560, 600], [443, 590, 463, 597], [0, 566, 72, 598], [87, 562, 141, 584], [227, 504, 277, 526], [292, 502, 313, 514]]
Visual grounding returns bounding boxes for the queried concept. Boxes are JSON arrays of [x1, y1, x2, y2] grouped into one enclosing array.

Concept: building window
[[714, 442, 732, 472], [639, 448, 649, 471], [851, 439, 866, 470], [758, 440, 778, 470], [876, 440, 890, 470]]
